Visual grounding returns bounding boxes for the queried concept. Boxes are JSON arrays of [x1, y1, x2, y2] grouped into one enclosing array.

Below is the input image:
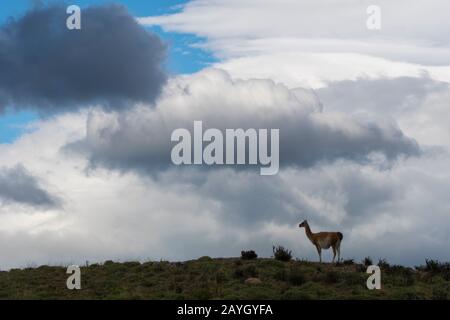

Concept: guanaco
[[299, 220, 343, 263]]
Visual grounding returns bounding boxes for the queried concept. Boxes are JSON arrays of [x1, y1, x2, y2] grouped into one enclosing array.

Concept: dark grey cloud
[[0, 3, 167, 113], [65, 69, 420, 174], [71, 116, 419, 174], [0, 164, 60, 208]]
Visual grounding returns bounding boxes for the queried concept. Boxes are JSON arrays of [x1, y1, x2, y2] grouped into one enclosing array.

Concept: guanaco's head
[[299, 220, 308, 228]]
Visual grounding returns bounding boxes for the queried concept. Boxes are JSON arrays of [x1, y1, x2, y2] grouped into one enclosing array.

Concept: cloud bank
[[67, 69, 419, 174], [139, 0, 450, 87], [0, 68, 448, 268]]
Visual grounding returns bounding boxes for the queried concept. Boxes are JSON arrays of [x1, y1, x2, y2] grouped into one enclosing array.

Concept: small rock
[[245, 277, 262, 285]]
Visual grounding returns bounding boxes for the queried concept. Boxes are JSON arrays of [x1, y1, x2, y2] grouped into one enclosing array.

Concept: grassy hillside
[[0, 257, 448, 299]]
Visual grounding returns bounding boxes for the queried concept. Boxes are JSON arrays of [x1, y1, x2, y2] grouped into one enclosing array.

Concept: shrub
[[356, 264, 367, 272], [386, 264, 409, 274], [443, 271, 450, 281], [342, 259, 354, 265], [241, 286, 273, 299], [324, 271, 340, 284], [425, 259, 440, 272], [241, 250, 258, 260], [233, 268, 244, 279], [288, 268, 306, 286], [191, 287, 213, 300], [173, 262, 185, 268], [424, 259, 450, 274], [260, 259, 284, 269], [197, 256, 213, 262], [154, 262, 167, 272], [215, 269, 227, 284], [390, 271, 415, 287], [123, 261, 141, 268], [432, 287, 448, 300], [274, 268, 287, 281], [342, 272, 364, 286], [401, 271, 415, 287], [273, 245, 292, 262], [234, 260, 243, 267], [233, 265, 258, 279], [377, 258, 390, 269], [398, 289, 425, 300], [282, 288, 312, 300], [363, 256, 373, 266]]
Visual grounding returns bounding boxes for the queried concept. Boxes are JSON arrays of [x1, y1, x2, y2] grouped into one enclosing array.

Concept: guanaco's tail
[[337, 232, 343, 241]]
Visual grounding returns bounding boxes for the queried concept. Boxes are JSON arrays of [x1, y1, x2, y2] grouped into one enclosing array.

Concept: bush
[[342, 259, 354, 265], [363, 256, 373, 266], [123, 261, 141, 268], [215, 269, 227, 284], [379, 263, 415, 286], [378, 258, 390, 269], [342, 272, 364, 286], [233, 268, 244, 279], [389, 272, 414, 287], [274, 268, 287, 281], [288, 268, 306, 286], [273, 245, 292, 262], [191, 287, 213, 300], [401, 271, 415, 287], [324, 271, 340, 284], [356, 264, 367, 273], [425, 259, 439, 272], [282, 288, 312, 300], [103, 260, 115, 266], [398, 289, 425, 300], [233, 265, 258, 279], [443, 271, 450, 281], [432, 287, 448, 300], [197, 256, 213, 262], [260, 259, 284, 269], [385, 264, 409, 274], [241, 250, 258, 260], [424, 259, 450, 274]]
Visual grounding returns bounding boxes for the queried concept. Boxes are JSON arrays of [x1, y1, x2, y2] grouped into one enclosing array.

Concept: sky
[[0, 0, 216, 143], [0, 0, 450, 269]]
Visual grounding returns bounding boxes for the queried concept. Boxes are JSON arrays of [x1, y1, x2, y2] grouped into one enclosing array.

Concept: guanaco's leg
[[332, 245, 336, 263], [337, 242, 341, 262], [315, 245, 322, 263]]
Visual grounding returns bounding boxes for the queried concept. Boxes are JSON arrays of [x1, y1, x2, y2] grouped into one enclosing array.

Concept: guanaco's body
[[299, 220, 343, 263]]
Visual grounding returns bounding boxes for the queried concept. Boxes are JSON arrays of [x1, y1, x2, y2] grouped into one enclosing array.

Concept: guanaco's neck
[[304, 223, 315, 242]]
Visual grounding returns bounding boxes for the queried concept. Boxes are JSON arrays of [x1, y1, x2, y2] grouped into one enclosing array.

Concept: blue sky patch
[[0, 109, 36, 144]]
